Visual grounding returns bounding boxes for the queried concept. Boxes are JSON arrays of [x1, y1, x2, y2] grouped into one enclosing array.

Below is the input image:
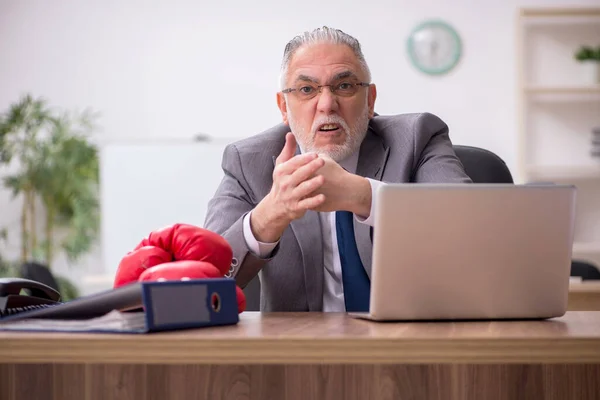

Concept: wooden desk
[[1, 312, 599, 400], [569, 281, 600, 310]]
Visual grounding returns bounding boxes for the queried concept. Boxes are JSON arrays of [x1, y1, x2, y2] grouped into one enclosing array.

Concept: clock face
[[407, 20, 462, 75]]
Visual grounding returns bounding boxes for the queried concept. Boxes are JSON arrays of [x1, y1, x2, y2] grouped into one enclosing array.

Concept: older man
[[204, 26, 471, 312]]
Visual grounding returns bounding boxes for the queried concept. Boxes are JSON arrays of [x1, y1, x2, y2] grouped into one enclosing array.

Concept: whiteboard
[[100, 140, 237, 275]]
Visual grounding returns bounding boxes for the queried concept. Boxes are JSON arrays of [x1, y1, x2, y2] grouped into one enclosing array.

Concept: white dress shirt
[[242, 151, 384, 311]]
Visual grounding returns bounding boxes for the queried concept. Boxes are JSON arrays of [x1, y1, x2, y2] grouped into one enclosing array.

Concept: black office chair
[[452, 145, 514, 184], [20, 261, 61, 292], [571, 260, 600, 280]]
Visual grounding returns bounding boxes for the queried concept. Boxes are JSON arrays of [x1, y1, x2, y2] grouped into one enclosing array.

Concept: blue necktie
[[335, 210, 371, 312]]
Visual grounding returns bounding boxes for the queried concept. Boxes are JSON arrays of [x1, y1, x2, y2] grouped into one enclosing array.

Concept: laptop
[[351, 183, 577, 321]]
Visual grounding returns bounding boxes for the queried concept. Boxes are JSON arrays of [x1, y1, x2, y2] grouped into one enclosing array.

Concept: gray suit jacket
[[204, 112, 472, 311]]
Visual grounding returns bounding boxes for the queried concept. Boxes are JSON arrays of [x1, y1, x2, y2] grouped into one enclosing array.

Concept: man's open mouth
[[318, 124, 340, 132]]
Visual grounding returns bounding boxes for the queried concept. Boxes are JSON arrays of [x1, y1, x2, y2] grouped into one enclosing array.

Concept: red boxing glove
[[114, 223, 246, 313]]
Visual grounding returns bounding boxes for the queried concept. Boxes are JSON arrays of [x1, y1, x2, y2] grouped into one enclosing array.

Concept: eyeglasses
[[282, 81, 370, 100]]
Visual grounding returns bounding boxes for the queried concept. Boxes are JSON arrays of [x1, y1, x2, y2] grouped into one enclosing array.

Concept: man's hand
[[311, 155, 372, 218], [250, 133, 326, 242]]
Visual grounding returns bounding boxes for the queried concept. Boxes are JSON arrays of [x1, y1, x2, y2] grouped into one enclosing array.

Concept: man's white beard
[[288, 108, 370, 162]]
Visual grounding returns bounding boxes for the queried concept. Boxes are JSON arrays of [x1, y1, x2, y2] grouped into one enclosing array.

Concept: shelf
[[520, 7, 600, 18], [573, 242, 600, 255], [519, 7, 600, 268], [525, 165, 600, 181], [523, 86, 600, 103], [524, 85, 600, 95], [519, 7, 600, 26]]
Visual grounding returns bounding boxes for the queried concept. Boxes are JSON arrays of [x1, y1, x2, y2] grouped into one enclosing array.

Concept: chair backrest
[[571, 260, 600, 280], [452, 145, 514, 184], [20, 261, 60, 292]]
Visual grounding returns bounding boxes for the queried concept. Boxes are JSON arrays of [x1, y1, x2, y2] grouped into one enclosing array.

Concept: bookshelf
[[517, 7, 600, 268]]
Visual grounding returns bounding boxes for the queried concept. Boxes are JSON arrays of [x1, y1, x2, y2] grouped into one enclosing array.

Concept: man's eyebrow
[[295, 74, 320, 84], [293, 71, 361, 84], [332, 71, 358, 81]]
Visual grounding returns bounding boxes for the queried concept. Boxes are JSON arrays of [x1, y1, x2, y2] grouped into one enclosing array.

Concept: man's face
[[277, 43, 377, 161]]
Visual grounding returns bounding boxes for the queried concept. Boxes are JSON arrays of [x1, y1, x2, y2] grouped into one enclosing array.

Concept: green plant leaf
[[575, 45, 600, 62], [0, 255, 19, 278], [55, 275, 80, 301]]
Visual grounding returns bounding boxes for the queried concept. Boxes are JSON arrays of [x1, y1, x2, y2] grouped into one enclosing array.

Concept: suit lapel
[[354, 128, 390, 279]]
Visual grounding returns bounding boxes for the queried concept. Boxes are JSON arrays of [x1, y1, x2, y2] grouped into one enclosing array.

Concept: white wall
[[0, 0, 597, 291], [99, 140, 237, 293]]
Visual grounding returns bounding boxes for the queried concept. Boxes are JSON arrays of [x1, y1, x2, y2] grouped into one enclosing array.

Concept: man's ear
[[368, 84, 377, 119], [277, 92, 289, 125]]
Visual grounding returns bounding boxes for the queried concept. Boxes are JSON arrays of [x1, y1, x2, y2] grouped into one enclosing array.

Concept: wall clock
[[407, 19, 462, 76]]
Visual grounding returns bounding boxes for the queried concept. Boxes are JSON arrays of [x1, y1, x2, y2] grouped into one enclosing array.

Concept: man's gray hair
[[279, 26, 371, 90]]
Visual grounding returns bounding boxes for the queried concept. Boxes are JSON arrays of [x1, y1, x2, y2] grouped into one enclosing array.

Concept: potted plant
[[574, 45, 600, 84], [0, 94, 100, 300]]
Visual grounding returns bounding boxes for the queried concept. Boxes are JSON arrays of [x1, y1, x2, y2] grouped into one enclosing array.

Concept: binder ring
[[211, 292, 221, 312]]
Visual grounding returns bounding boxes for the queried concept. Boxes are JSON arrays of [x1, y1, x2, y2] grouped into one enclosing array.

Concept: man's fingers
[[288, 157, 325, 187], [275, 133, 297, 165], [274, 152, 319, 177], [292, 175, 324, 199], [297, 194, 326, 210]]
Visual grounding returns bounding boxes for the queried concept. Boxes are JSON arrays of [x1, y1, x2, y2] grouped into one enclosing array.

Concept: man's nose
[[316, 86, 339, 114]]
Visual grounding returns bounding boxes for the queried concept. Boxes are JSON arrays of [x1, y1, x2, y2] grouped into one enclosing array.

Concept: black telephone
[[0, 277, 62, 317]]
